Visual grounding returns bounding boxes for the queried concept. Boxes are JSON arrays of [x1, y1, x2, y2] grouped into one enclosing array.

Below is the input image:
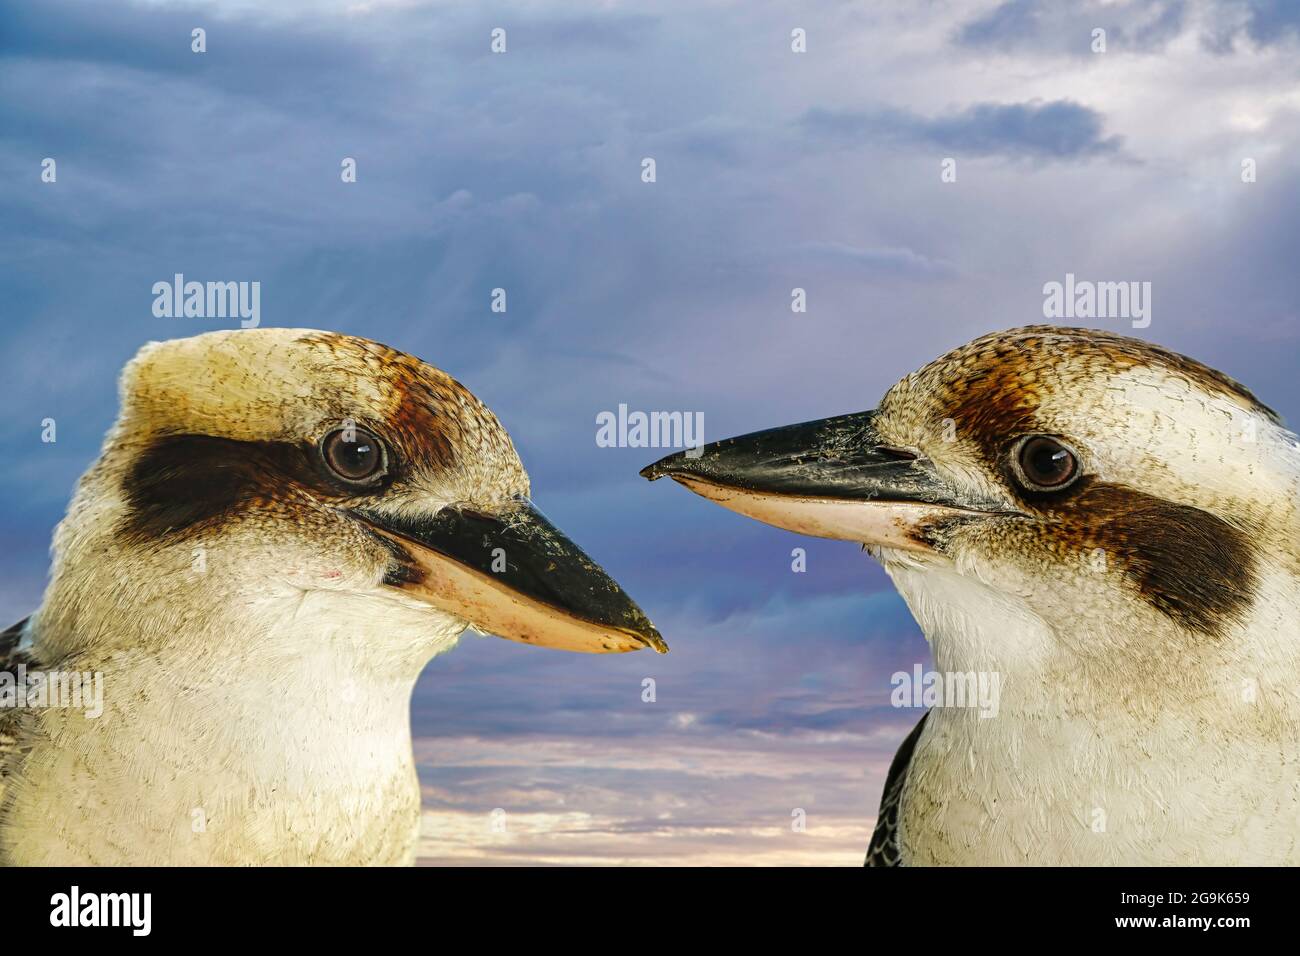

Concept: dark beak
[[641, 410, 998, 551], [353, 500, 667, 654]]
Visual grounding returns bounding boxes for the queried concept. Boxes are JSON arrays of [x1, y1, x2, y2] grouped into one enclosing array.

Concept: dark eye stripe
[[118, 433, 393, 542], [1035, 478, 1258, 640]]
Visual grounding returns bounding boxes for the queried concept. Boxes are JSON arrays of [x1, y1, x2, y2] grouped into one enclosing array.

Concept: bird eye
[[1012, 435, 1080, 492], [321, 426, 387, 485]]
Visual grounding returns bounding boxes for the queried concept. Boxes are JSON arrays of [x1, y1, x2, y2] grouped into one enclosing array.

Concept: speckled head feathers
[[869, 325, 1297, 651], [112, 328, 529, 527]]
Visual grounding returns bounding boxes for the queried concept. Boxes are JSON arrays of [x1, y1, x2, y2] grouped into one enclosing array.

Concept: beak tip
[[641, 449, 690, 482], [625, 615, 669, 653], [644, 628, 669, 654], [639, 461, 667, 482]]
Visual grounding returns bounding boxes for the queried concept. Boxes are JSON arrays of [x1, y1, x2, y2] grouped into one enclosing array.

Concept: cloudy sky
[[1, 0, 1298, 865]]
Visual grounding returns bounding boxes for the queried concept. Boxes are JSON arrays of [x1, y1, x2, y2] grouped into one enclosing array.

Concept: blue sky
[[2, 0, 1298, 863]]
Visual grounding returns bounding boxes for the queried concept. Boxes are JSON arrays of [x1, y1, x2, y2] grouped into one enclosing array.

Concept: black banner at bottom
[[7, 866, 1277, 940]]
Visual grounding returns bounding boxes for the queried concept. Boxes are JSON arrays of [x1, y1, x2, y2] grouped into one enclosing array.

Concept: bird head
[[42, 328, 665, 668], [644, 326, 1297, 688]]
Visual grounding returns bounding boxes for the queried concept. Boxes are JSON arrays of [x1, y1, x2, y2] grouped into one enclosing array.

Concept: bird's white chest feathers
[[1, 588, 463, 866], [883, 559, 1300, 866], [901, 706, 1300, 866]]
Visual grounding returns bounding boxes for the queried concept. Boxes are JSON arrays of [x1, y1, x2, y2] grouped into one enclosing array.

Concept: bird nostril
[[874, 445, 920, 461]]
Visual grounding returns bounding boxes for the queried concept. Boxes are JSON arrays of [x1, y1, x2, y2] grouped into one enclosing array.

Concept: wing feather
[[0, 616, 37, 803], [865, 711, 929, 867]]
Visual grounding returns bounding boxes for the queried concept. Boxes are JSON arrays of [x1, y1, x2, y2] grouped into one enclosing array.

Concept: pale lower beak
[[641, 410, 1004, 553], [353, 501, 667, 654]]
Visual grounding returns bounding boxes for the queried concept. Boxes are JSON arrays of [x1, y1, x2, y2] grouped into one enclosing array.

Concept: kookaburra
[[644, 325, 1299, 865], [0, 328, 665, 866]]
